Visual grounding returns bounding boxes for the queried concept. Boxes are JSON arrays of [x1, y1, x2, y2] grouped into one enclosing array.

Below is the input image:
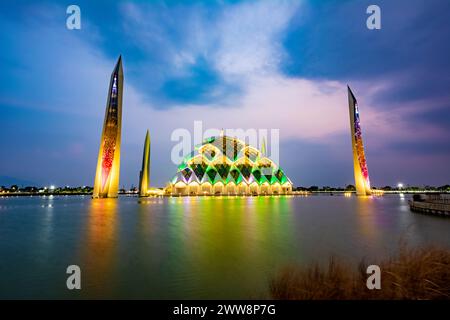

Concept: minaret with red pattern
[[93, 56, 123, 198]]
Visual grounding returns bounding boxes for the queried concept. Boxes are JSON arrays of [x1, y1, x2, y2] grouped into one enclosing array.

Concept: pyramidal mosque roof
[[170, 135, 292, 186]]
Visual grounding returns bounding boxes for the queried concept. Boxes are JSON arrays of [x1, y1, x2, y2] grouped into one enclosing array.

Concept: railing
[[409, 200, 450, 214]]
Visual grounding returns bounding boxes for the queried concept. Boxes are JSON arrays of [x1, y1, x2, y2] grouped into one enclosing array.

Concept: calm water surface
[[0, 194, 449, 299]]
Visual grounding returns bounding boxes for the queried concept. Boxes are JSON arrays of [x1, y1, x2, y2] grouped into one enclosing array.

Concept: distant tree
[[382, 186, 392, 191], [24, 186, 37, 192], [345, 184, 356, 191], [308, 186, 319, 192], [82, 186, 93, 193]]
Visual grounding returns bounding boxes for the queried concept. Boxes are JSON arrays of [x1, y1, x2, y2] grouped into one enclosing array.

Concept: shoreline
[[2, 190, 450, 198]]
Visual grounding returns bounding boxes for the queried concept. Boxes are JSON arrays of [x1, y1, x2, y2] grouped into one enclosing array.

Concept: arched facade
[[166, 135, 293, 196]]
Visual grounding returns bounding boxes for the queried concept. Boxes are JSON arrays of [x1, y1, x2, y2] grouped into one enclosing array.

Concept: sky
[[1, 0, 450, 188]]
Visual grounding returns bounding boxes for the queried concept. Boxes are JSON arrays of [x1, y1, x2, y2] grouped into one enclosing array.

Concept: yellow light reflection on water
[[155, 196, 296, 298], [81, 198, 118, 297], [354, 195, 379, 242]]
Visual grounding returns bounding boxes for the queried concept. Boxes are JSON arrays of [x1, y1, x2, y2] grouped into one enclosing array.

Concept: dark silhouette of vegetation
[[270, 246, 450, 300], [2, 184, 450, 195], [345, 184, 356, 191], [290, 185, 450, 193]]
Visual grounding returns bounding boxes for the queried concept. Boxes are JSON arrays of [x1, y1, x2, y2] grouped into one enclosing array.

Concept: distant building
[[138, 130, 151, 197], [166, 135, 293, 196], [93, 56, 124, 198], [347, 86, 371, 196]]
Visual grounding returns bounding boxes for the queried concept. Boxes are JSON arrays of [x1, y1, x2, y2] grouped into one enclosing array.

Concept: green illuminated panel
[[169, 135, 292, 188]]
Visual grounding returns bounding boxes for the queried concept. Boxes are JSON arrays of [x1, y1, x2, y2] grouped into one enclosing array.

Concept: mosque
[[165, 134, 293, 196], [92, 56, 371, 198]]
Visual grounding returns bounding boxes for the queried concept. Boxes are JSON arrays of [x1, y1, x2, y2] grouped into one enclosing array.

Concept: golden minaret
[[348, 86, 371, 196], [93, 56, 123, 198], [138, 130, 151, 197]]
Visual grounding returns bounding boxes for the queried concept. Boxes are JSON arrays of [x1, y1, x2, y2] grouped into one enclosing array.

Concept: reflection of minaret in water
[[347, 85, 371, 196], [139, 130, 151, 197], [93, 56, 124, 198]]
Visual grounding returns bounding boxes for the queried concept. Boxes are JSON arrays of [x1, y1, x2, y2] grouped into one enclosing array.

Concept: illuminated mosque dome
[[166, 135, 293, 196]]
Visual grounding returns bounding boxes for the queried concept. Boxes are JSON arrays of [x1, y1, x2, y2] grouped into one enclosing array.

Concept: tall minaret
[[348, 86, 371, 196], [139, 130, 151, 197], [93, 56, 124, 198]]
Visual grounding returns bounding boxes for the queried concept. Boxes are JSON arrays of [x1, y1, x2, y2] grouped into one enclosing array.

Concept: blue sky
[[1, 0, 450, 188]]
